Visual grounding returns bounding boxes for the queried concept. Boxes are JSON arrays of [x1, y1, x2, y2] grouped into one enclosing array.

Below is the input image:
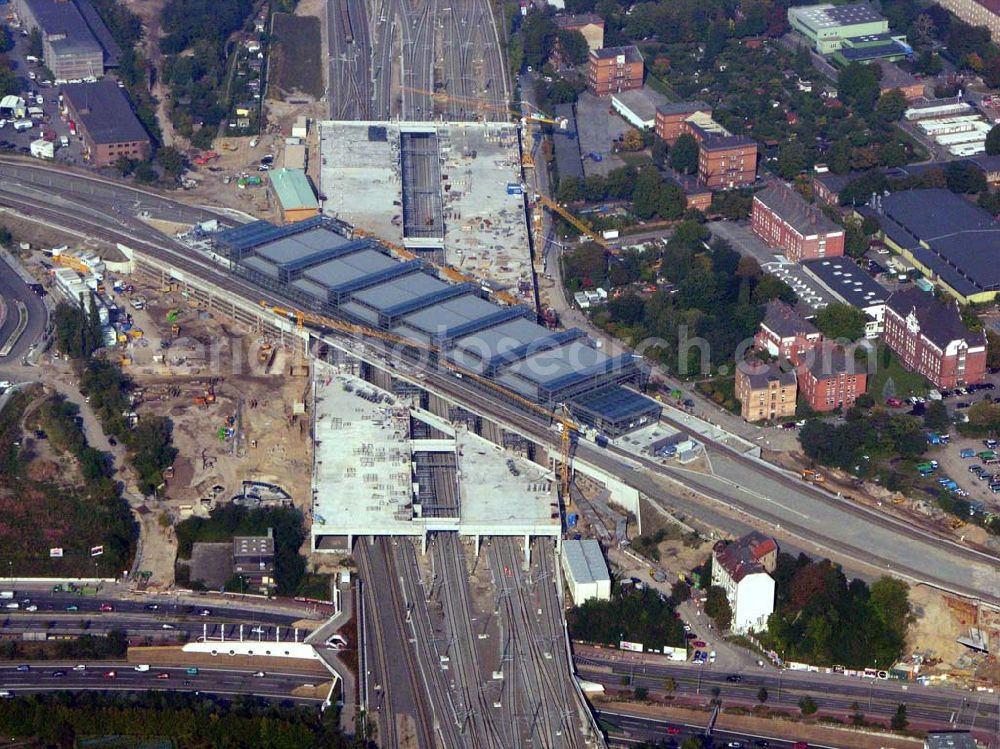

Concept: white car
[[25, 604, 37, 612], [72, 664, 86, 671], [4, 602, 18, 609], [134, 664, 150, 672]]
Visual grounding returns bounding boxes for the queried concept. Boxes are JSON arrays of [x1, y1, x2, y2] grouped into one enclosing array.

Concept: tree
[[776, 143, 806, 180], [133, 160, 157, 184], [632, 167, 665, 219], [757, 687, 769, 704], [923, 400, 949, 431], [987, 329, 1000, 371], [799, 695, 818, 715], [114, 156, 137, 177], [520, 10, 557, 69], [663, 677, 677, 693], [875, 89, 907, 123], [621, 128, 644, 152], [704, 585, 732, 630], [945, 161, 987, 194], [891, 703, 909, 730], [814, 303, 869, 341], [0, 26, 12, 54], [28, 27, 43, 59], [633, 686, 649, 700], [557, 29, 589, 65], [155, 146, 186, 179], [669, 133, 698, 175], [986, 124, 1000, 156], [838, 62, 879, 113]]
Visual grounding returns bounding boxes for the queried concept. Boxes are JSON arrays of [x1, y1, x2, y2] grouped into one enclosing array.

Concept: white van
[[133, 664, 150, 672], [25, 55, 38, 64], [12, 120, 32, 132], [59, 135, 69, 147]]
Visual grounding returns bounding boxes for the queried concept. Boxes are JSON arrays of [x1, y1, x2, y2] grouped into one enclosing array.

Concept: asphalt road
[[0, 251, 46, 361], [575, 655, 997, 730], [0, 662, 325, 704], [596, 709, 836, 749]]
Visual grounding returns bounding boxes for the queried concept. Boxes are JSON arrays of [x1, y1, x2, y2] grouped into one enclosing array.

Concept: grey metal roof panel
[[290, 277, 328, 299], [506, 341, 606, 386], [255, 226, 352, 264], [455, 317, 551, 359], [338, 301, 379, 324], [241, 256, 279, 278], [302, 249, 399, 288], [570, 386, 661, 421], [402, 294, 499, 334], [352, 273, 447, 311], [562, 539, 609, 585]]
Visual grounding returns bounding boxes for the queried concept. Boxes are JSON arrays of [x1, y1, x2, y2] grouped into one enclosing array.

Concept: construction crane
[[533, 193, 614, 252], [259, 300, 578, 499], [349, 227, 523, 308]]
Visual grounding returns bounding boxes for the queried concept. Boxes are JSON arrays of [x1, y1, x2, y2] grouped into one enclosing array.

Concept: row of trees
[[54, 302, 178, 496], [556, 162, 693, 222], [175, 504, 307, 595], [762, 553, 912, 669], [0, 691, 356, 749]]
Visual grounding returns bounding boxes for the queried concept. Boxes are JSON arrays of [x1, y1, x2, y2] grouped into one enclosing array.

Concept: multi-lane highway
[[574, 653, 1000, 732], [0, 251, 46, 361], [0, 662, 326, 704]]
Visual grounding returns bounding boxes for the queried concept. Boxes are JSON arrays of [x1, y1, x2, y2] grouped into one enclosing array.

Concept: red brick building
[[755, 300, 824, 365], [588, 46, 644, 96], [667, 170, 712, 212], [751, 182, 845, 262], [654, 102, 758, 189], [61, 79, 150, 168], [797, 344, 868, 412], [654, 101, 713, 143], [698, 134, 758, 189], [883, 288, 987, 389]]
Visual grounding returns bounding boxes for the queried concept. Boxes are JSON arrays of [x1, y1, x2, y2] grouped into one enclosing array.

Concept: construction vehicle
[[801, 469, 825, 484], [257, 343, 273, 365], [221, 142, 238, 152], [170, 324, 180, 337], [349, 228, 523, 308], [119, 355, 131, 366], [205, 384, 216, 404], [52, 252, 89, 274], [950, 517, 967, 530], [193, 151, 220, 166], [259, 301, 578, 499]]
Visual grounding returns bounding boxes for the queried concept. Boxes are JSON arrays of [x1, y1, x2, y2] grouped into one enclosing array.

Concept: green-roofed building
[[268, 167, 319, 223]]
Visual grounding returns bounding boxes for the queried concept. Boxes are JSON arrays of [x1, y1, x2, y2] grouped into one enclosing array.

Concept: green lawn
[[870, 343, 930, 400]]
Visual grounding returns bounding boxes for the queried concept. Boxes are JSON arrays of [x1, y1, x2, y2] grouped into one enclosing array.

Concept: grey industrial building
[[215, 217, 661, 436], [15, 0, 120, 80]]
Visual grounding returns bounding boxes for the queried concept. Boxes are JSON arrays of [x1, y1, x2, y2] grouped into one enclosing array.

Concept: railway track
[[395, 539, 469, 748]]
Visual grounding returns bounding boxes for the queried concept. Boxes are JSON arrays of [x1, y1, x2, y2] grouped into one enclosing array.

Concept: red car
[[99, 604, 114, 612], [793, 743, 808, 749], [665, 726, 681, 735], [692, 640, 707, 648], [103, 671, 117, 679], [156, 672, 170, 680], [886, 398, 903, 407]]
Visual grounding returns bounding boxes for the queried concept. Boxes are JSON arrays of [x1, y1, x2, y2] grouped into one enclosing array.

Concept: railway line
[[432, 534, 506, 748]]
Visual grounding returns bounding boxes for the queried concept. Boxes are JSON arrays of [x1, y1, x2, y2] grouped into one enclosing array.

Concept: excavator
[[259, 300, 577, 500]]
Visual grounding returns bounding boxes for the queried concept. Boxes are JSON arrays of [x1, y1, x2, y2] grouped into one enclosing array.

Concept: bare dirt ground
[[907, 585, 967, 674], [95, 277, 314, 586], [119, 0, 179, 148], [0, 213, 123, 260]]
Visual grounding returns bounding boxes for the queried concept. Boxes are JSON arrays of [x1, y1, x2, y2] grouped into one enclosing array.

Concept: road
[[574, 652, 1000, 733], [0, 662, 325, 704], [0, 251, 46, 361]]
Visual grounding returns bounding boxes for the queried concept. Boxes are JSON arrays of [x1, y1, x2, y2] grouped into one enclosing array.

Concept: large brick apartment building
[[61, 79, 150, 167], [755, 300, 823, 365], [751, 182, 845, 262], [883, 288, 987, 389], [588, 45, 643, 95], [798, 345, 868, 412], [653, 101, 758, 190]]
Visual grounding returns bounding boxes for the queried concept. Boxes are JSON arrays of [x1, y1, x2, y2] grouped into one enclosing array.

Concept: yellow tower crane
[[259, 300, 578, 499]]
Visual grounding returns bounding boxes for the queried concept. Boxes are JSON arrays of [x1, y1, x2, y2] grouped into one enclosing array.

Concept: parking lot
[[573, 90, 629, 177], [902, 384, 1000, 513], [0, 16, 89, 164], [708, 220, 837, 312]]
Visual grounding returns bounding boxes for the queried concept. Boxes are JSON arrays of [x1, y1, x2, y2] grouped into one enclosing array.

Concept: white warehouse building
[[710, 532, 777, 634], [561, 539, 611, 604]]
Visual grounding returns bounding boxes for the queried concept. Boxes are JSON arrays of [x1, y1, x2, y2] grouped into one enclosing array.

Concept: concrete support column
[[524, 534, 531, 567], [474, 534, 480, 556], [421, 531, 427, 555]]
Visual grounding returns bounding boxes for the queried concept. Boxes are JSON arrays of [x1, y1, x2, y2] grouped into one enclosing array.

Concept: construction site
[[310, 364, 561, 552], [317, 121, 533, 302]]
